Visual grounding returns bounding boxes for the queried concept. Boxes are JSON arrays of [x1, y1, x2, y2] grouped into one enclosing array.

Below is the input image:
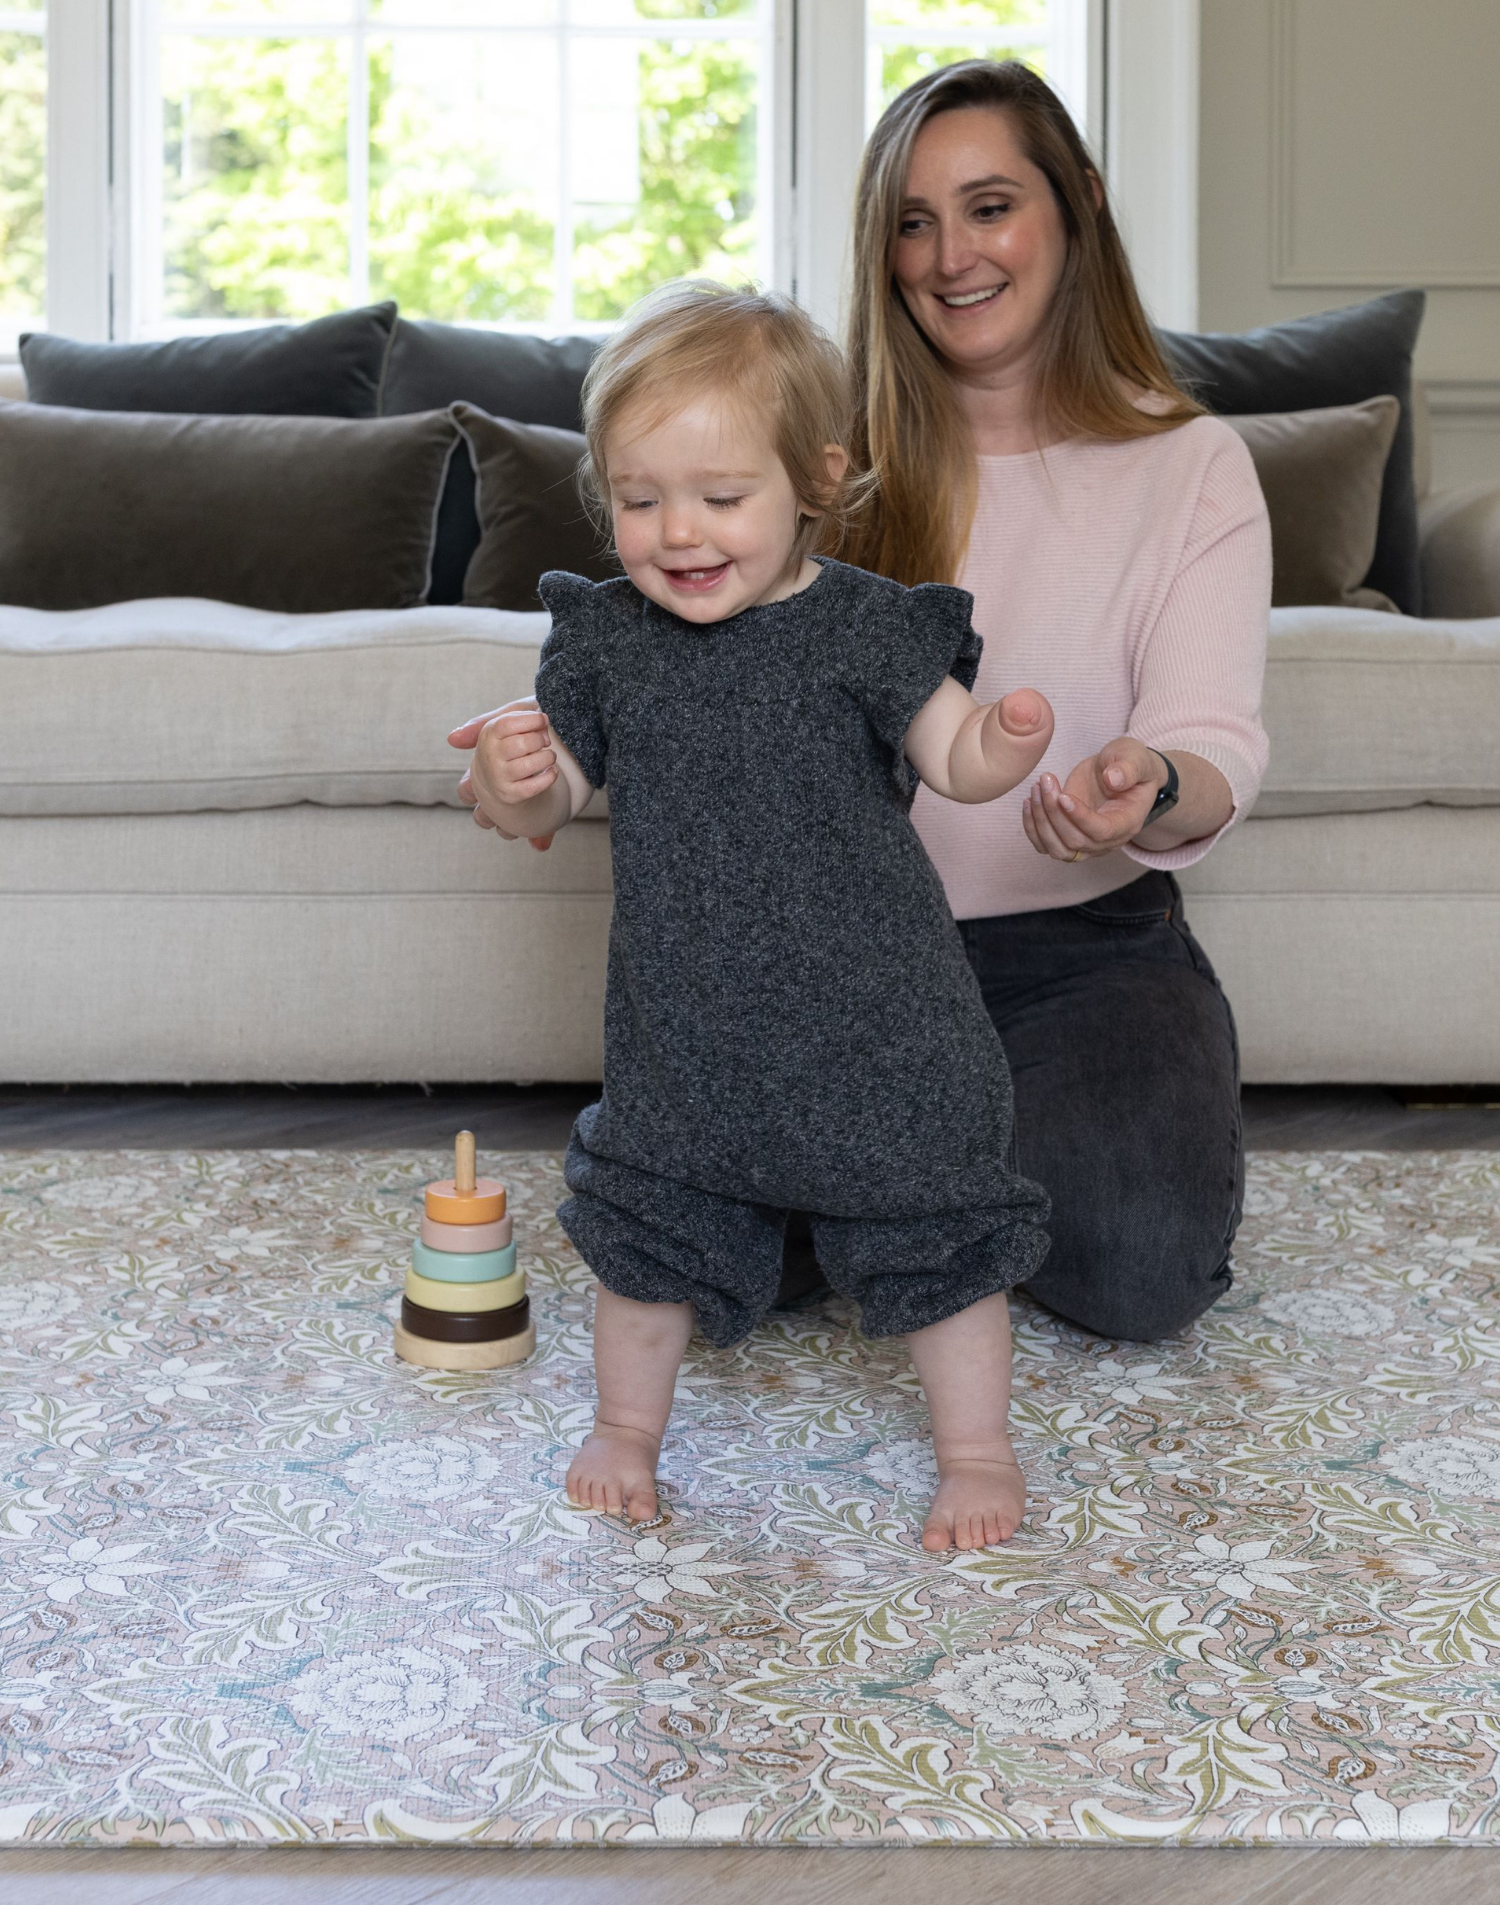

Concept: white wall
[[1198, 0, 1500, 494]]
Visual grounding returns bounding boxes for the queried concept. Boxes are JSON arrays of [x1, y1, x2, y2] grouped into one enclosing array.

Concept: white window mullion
[[791, 0, 865, 338], [554, 5, 573, 331], [349, 0, 369, 306], [762, 0, 791, 298], [1104, 0, 1198, 330], [46, 0, 112, 338]]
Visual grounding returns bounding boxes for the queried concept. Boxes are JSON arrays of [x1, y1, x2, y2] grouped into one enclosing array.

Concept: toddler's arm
[[904, 677, 1054, 803], [447, 698, 593, 846]]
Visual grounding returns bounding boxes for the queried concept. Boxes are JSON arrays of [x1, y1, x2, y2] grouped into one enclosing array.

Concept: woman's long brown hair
[[845, 59, 1201, 587]]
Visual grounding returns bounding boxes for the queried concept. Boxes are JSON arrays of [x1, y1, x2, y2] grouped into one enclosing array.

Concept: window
[[866, 0, 1051, 128], [0, 1, 46, 354], [134, 0, 777, 336], [18, 0, 1110, 351]]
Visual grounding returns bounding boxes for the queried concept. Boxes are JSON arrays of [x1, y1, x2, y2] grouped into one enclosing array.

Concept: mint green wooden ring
[[411, 1239, 518, 1284]]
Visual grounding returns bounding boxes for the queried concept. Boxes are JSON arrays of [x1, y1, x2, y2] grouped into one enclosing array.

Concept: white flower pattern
[[1381, 1435, 1500, 1502], [1261, 1288, 1396, 1337], [0, 1146, 1496, 1847], [0, 1280, 79, 1331], [929, 1644, 1126, 1741], [344, 1435, 502, 1502], [286, 1644, 483, 1743]]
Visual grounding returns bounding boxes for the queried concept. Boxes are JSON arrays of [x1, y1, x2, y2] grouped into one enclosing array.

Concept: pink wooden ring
[[420, 1212, 513, 1253]]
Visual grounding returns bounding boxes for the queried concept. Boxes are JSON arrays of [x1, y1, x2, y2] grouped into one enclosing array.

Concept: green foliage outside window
[[0, 30, 46, 326], [163, 31, 755, 327]]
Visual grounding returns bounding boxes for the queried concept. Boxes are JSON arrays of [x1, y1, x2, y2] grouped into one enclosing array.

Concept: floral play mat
[[1, 1148, 1497, 1848]]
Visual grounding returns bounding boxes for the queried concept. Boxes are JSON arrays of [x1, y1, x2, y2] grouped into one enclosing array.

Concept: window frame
[[28, 0, 1174, 356]]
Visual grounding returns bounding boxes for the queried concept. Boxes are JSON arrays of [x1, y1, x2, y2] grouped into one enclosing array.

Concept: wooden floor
[[0, 1842, 1493, 1905], [3, 1081, 1497, 1903], [2, 1081, 1499, 1153]]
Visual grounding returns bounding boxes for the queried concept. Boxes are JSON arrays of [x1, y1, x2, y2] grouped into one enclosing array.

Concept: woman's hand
[[1022, 737, 1166, 862], [446, 698, 557, 852]]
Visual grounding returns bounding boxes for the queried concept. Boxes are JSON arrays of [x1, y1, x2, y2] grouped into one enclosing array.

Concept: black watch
[[1143, 749, 1179, 827]]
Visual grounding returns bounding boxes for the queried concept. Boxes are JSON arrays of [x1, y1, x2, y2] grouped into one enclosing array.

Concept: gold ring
[[1067, 849, 1083, 862]]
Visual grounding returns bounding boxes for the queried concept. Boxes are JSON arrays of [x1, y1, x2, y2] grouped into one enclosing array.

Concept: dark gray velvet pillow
[[19, 303, 398, 420], [1159, 290, 1425, 615], [450, 404, 617, 611], [1223, 397, 1401, 611], [381, 322, 600, 605], [0, 400, 456, 612]]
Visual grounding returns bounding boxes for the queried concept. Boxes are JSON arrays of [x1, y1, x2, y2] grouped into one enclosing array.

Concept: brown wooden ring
[[400, 1294, 531, 1343]]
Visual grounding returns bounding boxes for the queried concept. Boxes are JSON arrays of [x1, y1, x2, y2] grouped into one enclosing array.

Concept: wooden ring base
[[394, 1321, 536, 1371]]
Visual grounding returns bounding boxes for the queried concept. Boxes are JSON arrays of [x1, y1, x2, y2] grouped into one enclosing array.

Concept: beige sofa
[[2, 367, 1498, 1086]]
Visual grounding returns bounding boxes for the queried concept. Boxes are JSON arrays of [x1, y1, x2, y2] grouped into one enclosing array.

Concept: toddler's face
[[606, 396, 811, 623]]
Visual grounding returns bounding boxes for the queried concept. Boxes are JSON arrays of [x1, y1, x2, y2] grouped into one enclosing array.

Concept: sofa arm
[[1420, 482, 1500, 619]]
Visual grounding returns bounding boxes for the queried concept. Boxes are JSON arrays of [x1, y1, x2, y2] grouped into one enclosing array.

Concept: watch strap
[[1145, 749, 1179, 825]]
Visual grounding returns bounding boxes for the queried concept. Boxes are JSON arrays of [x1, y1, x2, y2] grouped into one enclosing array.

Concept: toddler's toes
[[921, 1507, 955, 1553], [624, 1480, 660, 1523]]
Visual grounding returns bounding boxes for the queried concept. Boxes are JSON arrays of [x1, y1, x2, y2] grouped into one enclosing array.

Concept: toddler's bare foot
[[921, 1455, 1027, 1552], [566, 1423, 662, 1521]]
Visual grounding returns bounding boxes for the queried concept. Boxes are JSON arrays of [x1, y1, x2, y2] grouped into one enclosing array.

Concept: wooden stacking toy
[[394, 1130, 534, 1370]]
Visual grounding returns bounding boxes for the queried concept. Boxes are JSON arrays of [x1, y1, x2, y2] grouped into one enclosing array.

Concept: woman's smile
[[938, 284, 1007, 309]]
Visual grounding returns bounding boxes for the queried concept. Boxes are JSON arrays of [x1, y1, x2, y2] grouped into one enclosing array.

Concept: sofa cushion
[[452, 406, 617, 611], [1222, 398, 1399, 611], [380, 321, 600, 606], [0, 402, 457, 613], [1160, 291, 1426, 616], [18, 303, 397, 418], [1258, 605, 1500, 816], [0, 599, 565, 816]]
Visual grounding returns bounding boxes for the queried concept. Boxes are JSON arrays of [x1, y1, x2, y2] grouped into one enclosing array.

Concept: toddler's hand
[[447, 698, 557, 852]]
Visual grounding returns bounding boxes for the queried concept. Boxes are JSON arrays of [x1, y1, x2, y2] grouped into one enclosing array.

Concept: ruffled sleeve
[[534, 570, 609, 789], [854, 579, 983, 799]]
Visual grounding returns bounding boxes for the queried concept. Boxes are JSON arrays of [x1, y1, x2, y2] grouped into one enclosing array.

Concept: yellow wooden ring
[[394, 1321, 535, 1371], [424, 1176, 506, 1225], [404, 1265, 526, 1313]]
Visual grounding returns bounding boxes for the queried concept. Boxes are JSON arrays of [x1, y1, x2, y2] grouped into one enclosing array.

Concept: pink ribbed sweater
[[912, 414, 1272, 919]]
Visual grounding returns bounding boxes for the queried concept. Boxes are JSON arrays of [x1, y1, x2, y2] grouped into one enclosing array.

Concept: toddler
[[451, 282, 1054, 1553]]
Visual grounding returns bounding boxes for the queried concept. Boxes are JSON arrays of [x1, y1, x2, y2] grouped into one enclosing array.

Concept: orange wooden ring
[[423, 1177, 506, 1225]]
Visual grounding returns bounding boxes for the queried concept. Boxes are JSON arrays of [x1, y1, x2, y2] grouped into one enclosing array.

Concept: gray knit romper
[[534, 559, 1050, 1347]]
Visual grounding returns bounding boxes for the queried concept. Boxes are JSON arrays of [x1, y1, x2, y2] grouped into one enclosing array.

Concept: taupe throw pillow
[[0, 401, 457, 612], [1222, 396, 1401, 611], [451, 403, 617, 611]]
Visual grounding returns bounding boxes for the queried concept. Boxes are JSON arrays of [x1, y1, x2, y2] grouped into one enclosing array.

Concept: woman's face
[[893, 106, 1070, 383]]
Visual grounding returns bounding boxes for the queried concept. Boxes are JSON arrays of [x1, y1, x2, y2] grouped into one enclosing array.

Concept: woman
[[785, 61, 1270, 1341]]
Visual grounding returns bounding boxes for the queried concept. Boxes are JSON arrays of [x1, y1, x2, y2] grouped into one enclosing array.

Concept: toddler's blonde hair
[[580, 279, 867, 564]]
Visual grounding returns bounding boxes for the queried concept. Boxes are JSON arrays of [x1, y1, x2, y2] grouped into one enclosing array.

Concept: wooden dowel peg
[[455, 1130, 477, 1197]]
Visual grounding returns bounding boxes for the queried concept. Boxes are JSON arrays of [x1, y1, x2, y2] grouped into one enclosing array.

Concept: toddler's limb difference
[[904, 1292, 1026, 1552], [567, 1285, 694, 1522], [904, 677, 1054, 804]]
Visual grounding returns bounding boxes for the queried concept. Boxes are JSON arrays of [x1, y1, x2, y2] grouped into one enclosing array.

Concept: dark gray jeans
[[779, 870, 1244, 1341]]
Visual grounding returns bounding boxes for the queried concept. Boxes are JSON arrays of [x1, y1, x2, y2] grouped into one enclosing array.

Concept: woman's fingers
[[1024, 788, 1086, 860], [1035, 776, 1098, 854], [447, 699, 543, 749], [1052, 787, 1119, 842]]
